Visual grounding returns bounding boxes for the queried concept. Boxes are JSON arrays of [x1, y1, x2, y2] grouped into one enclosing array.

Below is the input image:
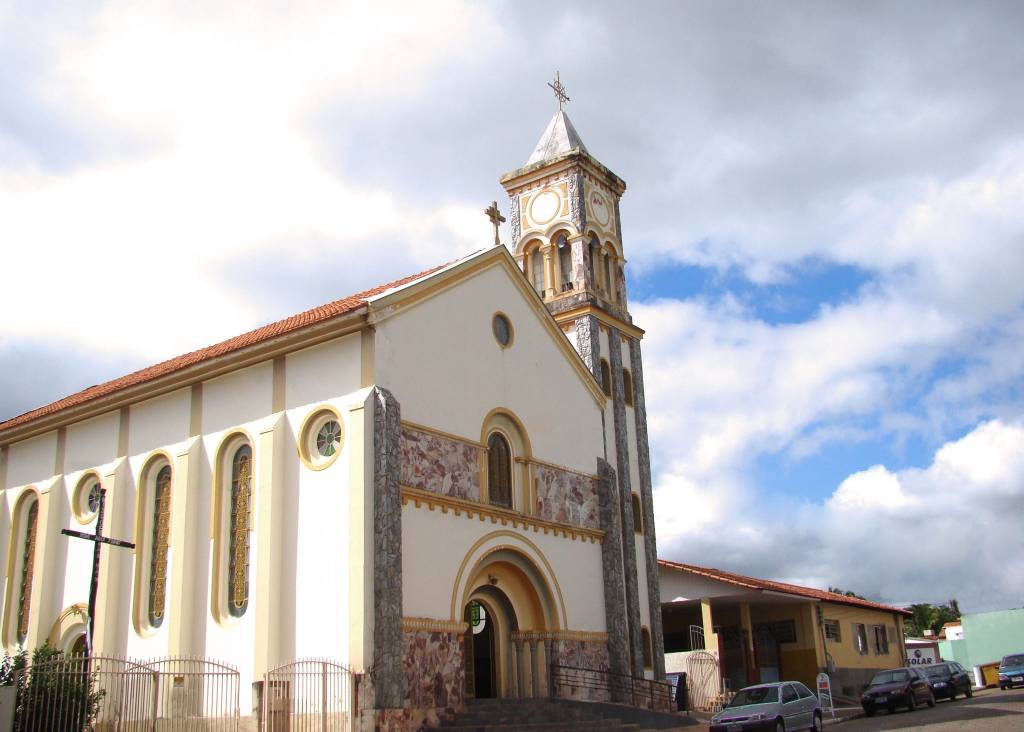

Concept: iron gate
[[682, 650, 722, 712], [144, 657, 240, 731], [13, 654, 239, 732], [261, 658, 354, 732]]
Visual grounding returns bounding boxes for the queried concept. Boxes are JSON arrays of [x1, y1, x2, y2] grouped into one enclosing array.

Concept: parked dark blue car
[[999, 653, 1024, 690]]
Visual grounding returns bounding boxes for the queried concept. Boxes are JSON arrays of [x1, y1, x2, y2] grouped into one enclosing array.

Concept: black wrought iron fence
[[549, 664, 673, 713]]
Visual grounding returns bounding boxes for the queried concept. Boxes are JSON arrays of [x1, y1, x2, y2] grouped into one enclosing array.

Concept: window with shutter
[[487, 433, 512, 509]]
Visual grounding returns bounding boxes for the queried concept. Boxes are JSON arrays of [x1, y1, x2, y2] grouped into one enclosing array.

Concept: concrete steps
[[434, 698, 690, 732]]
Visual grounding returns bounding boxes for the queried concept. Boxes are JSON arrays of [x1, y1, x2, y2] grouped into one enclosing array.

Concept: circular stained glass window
[[492, 313, 513, 347], [87, 484, 101, 513], [300, 409, 345, 470], [316, 420, 342, 458]]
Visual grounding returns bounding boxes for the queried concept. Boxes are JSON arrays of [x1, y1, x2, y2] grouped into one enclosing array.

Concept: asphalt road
[[831, 687, 1024, 731]]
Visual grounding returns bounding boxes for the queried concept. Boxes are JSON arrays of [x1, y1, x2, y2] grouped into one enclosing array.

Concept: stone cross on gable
[[484, 201, 505, 246], [61, 487, 135, 655]]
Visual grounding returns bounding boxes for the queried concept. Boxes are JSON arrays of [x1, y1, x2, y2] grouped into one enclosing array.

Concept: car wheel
[[949, 687, 956, 701], [811, 710, 823, 731], [907, 692, 917, 711], [967, 685, 973, 698], [865, 707, 876, 718], [927, 693, 936, 708], [775, 720, 785, 732]]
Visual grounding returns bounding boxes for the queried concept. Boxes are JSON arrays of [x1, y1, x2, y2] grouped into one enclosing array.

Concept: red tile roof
[[0, 262, 451, 436], [659, 559, 912, 616]]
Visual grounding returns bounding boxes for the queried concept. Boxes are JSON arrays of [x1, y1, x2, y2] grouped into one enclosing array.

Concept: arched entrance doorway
[[458, 543, 562, 699]]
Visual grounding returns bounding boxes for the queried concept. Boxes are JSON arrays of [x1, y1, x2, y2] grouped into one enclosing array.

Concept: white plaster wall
[[5, 432, 57, 488], [402, 503, 606, 632], [129, 388, 191, 455], [636, 538, 650, 629], [283, 336, 363, 664], [202, 362, 273, 435], [374, 263, 603, 475], [65, 412, 120, 474]]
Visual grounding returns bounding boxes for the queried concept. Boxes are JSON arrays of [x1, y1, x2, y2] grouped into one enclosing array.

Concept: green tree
[[828, 587, 867, 600], [8, 644, 104, 732]]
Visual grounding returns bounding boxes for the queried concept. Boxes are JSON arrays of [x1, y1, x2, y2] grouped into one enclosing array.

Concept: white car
[[710, 681, 823, 732]]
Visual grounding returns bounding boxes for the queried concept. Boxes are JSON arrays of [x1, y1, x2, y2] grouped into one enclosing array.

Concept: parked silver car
[[710, 681, 823, 732]]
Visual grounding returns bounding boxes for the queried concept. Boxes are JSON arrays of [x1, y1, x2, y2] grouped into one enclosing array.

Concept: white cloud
[[657, 419, 1024, 611], [1, 1, 501, 362]]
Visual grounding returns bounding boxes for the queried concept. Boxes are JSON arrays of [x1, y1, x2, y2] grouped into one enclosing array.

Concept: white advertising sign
[[907, 647, 938, 666], [816, 673, 834, 718]]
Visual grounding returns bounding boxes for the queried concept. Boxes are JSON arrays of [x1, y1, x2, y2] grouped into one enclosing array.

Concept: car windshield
[[870, 670, 910, 685], [1001, 654, 1024, 668], [923, 666, 950, 678], [727, 686, 779, 707]]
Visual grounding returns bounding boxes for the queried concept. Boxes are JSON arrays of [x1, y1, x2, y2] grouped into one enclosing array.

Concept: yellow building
[[659, 561, 910, 701]]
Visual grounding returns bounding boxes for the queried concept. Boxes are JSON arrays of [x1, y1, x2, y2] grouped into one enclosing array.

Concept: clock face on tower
[[590, 191, 610, 227], [529, 188, 560, 225]]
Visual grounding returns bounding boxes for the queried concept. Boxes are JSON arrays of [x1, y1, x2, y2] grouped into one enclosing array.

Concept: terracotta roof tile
[[659, 559, 911, 616], [0, 261, 450, 436]]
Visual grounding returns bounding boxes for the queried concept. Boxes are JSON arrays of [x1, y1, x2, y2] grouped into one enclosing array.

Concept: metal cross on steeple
[[548, 71, 570, 110], [484, 201, 505, 246]]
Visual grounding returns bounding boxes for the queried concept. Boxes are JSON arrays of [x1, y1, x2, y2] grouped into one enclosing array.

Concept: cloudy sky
[[3, 1, 1022, 612]]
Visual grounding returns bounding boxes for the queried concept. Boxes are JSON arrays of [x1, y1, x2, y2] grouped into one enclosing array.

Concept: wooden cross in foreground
[[62, 487, 135, 655], [484, 201, 505, 246]]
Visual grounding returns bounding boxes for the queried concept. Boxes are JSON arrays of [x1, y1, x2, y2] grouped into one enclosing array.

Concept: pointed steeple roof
[[526, 110, 589, 165]]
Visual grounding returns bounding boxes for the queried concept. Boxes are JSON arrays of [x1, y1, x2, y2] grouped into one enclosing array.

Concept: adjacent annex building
[[659, 561, 911, 702], [0, 110, 664, 729]]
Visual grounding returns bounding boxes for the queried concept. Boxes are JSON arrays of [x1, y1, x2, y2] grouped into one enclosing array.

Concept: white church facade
[[0, 110, 665, 730]]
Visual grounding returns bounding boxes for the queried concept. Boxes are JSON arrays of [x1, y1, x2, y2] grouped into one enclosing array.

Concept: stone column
[[597, 459, 629, 701], [544, 637, 555, 697], [543, 246, 556, 298], [530, 637, 541, 698], [629, 338, 666, 680], [608, 328, 644, 678], [372, 387, 404, 709], [700, 598, 718, 655], [514, 636, 526, 699], [574, 315, 602, 383], [570, 234, 593, 293]]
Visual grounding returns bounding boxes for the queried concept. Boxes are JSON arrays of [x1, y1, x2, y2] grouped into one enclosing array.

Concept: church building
[[0, 105, 665, 730]]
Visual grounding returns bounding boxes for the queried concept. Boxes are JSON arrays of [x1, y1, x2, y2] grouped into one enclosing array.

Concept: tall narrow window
[[603, 252, 612, 297], [589, 235, 601, 291], [149, 465, 172, 628], [17, 497, 39, 645], [557, 234, 572, 292], [530, 248, 544, 294], [623, 368, 634, 406], [228, 445, 252, 618], [641, 627, 653, 669], [631, 493, 643, 534], [487, 433, 512, 509], [600, 359, 612, 397]]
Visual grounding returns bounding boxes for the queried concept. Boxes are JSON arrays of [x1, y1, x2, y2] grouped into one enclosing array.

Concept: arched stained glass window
[[228, 445, 252, 618], [600, 359, 612, 397], [149, 465, 172, 628], [557, 234, 572, 292], [487, 433, 512, 509], [17, 497, 39, 645]]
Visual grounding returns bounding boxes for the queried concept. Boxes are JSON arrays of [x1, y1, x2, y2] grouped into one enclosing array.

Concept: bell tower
[[499, 77, 666, 682]]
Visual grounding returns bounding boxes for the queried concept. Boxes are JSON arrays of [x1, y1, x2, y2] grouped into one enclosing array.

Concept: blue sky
[[2, 0, 1023, 611]]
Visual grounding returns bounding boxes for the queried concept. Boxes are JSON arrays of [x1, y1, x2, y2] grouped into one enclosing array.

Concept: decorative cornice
[[511, 629, 609, 643], [402, 616, 469, 635], [401, 486, 603, 543], [554, 304, 644, 340]]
